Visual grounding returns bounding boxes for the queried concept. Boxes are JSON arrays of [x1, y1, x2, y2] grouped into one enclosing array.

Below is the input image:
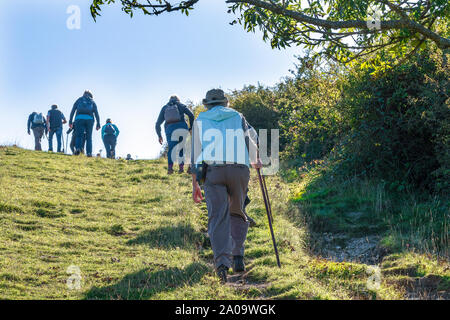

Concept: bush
[[335, 50, 449, 192], [229, 85, 280, 133], [274, 57, 343, 164], [230, 56, 343, 166], [229, 52, 449, 193]]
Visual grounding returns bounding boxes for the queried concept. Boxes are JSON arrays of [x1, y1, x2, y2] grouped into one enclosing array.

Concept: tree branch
[[226, 0, 450, 48]]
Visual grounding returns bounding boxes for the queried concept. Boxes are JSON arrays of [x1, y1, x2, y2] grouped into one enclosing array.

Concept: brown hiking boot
[[167, 167, 174, 175]]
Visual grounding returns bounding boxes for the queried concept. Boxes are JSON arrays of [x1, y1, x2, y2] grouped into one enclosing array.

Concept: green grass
[[0, 147, 448, 300], [287, 163, 449, 299], [289, 165, 449, 256]]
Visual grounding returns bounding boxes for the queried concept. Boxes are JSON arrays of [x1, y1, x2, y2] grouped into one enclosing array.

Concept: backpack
[[104, 124, 116, 136], [33, 113, 45, 124], [164, 103, 181, 124], [48, 109, 63, 129], [77, 97, 94, 115]]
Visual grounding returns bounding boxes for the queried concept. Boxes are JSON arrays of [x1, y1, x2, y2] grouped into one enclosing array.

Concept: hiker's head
[[203, 89, 228, 109], [83, 90, 93, 98], [169, 95, 180, 104], [106, 118, 112, 124], [51, 105, 58, 110]]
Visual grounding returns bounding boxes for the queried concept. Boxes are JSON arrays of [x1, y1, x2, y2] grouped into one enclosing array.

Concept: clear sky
[[0, 0, 300, 159]]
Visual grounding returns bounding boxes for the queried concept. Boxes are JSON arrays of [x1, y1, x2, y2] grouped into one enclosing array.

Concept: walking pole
[[66, 133, 69, 154], [257, 168, 281, 268], [62, 132, 65, 154], [261, 174, 274, 224]]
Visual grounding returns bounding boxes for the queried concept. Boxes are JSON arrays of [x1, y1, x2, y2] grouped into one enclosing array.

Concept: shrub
[[335, 50, 449, 192]]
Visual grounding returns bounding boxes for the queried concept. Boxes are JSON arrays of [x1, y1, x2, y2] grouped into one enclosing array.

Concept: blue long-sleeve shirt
[[155, 103, 194, 138], [101, 123, 120, 139], [69, 95, 100, 126]]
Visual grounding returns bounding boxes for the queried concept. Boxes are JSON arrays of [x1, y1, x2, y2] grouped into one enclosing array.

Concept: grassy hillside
[[0, 147, 448, 300]]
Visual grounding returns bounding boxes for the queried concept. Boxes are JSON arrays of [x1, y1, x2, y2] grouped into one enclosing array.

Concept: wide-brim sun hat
[[202, 89, 228, 106]]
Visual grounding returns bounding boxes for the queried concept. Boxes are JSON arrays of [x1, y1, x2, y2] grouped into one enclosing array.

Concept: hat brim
[[202, 98, 228, 106]]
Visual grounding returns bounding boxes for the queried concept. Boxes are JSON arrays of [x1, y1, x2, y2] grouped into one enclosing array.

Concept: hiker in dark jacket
[[68, 90, 101, 157], [191, 89, 262, 283], [46, 105, 67, 153], [101, 119, 120, 159], [27, 112, 48, 151], [155, 95, 194, 174]]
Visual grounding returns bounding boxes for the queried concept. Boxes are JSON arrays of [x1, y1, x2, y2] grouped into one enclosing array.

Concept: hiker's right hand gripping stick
[[256, 168, 281, 268]]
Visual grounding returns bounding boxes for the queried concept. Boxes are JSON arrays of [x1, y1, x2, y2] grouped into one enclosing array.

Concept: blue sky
[[0, 0, 300, 159]]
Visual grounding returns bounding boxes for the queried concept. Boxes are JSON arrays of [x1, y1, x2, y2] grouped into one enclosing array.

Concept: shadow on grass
[[127, 223, 206, 249], [84, 262, 209, 300]]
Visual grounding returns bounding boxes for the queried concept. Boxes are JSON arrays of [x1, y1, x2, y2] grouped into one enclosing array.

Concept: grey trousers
[[32, 127, 45, 151], [204, 165, 250, 269]]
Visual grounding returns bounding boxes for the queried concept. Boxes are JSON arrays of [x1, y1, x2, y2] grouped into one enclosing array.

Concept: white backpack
[[33, 113, 45, 124]]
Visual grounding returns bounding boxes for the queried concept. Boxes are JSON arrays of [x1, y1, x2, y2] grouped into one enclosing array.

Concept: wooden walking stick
[[257, 168, 281, 268]]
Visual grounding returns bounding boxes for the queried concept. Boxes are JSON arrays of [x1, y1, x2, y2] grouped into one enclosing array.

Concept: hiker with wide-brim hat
[[155, 95, 194, 174], [191, 89, 262, 283]]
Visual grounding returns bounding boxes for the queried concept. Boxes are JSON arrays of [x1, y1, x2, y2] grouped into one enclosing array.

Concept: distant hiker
[[27, 112, 48, 151], [68, 90, 101, 157], [155, 95, 194, 174], [126, 154, 133, 161], [191, 89, 261, 283], [46, 105, 67, 153], [101, 118, 120, 159]]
